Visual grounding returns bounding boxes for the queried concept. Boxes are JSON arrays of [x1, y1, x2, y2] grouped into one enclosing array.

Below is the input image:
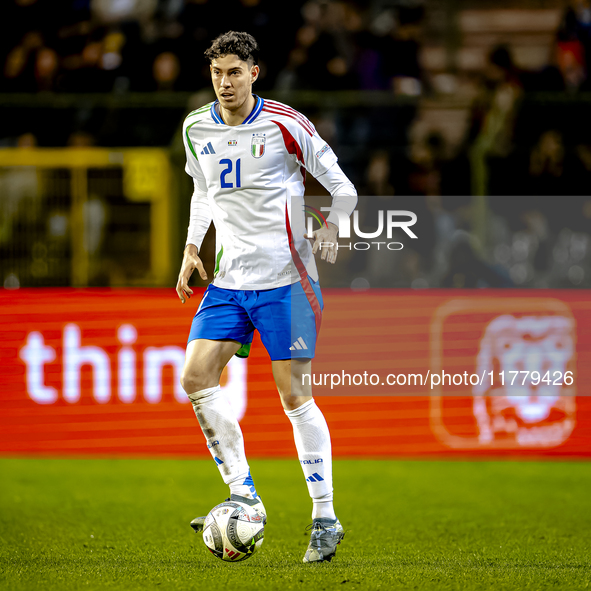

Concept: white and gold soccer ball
[[202, 501, 265, 562]]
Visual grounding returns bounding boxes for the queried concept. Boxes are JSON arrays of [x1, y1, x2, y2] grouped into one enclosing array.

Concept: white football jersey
[[182, 96, 344, 290]]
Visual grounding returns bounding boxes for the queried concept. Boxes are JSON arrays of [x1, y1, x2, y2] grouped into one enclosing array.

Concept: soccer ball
[[202, 501, 265, 562]]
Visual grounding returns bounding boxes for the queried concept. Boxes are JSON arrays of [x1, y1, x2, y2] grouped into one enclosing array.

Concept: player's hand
[[305, 222, 339, 264], [176, 244, 207, 304]]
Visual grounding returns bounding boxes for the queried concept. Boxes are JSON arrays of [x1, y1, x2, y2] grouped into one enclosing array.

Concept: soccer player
[[177, 31, 357, 563]]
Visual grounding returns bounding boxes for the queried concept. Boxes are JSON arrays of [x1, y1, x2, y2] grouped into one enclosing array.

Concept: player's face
[[210, 55, 259, 111]]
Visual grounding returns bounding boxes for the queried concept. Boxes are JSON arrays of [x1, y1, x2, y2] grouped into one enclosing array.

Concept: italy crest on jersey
[[251, 133, 266, 159]]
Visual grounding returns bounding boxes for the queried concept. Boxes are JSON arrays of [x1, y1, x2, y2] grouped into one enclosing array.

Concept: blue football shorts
[[187, 277, 323, 361]]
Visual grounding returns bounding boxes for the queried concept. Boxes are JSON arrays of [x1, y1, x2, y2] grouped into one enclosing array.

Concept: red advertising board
[[1, 289, 590, 458]]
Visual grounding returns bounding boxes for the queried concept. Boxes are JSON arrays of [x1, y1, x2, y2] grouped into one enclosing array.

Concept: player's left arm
[[306, 163, 357, 263], [282, 115, 358, 263], [298, 127, 357, 264]]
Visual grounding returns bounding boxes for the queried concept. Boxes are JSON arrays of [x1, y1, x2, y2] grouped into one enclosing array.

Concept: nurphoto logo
[[304, 204, 418, 251]]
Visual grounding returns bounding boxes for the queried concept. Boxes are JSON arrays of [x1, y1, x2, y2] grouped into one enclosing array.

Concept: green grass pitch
[[0, 458, 589, 590]]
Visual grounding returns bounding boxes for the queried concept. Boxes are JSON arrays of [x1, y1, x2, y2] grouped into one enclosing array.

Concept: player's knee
[[281, 393, 314, 411], [181, 367, 215, 396], [282, 396, 300, 411]]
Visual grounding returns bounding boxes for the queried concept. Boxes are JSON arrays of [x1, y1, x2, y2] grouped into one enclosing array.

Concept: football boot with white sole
[[303, 518, 345, 563], [190, 494, 267, 533]]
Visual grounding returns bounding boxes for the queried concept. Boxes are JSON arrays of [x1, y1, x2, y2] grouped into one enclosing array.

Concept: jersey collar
[[211, 95, 264, 126]]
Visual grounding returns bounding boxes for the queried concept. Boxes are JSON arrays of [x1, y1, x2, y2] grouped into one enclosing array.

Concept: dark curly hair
[[204, 31, 259, 65]]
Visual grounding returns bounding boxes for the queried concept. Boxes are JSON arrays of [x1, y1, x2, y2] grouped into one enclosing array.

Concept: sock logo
[[306, 472, 324, 483], [242, 470, 258, 497], [214, 457, 224, 465], [300, 458, 323, 465], [207, 440, 219, 449]]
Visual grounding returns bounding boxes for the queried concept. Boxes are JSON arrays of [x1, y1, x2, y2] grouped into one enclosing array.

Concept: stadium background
[[2, 0, 591, 460]]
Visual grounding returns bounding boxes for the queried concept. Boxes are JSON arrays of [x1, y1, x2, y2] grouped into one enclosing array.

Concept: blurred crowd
[[1, 0, 424, 94], [5, 0, 591, 95], [1, 0, 591, 289], [336, 0, 591, 290]]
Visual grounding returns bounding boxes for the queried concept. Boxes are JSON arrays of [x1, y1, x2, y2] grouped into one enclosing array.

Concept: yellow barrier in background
[[0, 148, 173, 288]]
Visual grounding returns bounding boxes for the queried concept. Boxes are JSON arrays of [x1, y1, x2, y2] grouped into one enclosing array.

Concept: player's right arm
[[177, 115, 213, 303], [176, 243, 207, 304], [176, 178, 211, 303]]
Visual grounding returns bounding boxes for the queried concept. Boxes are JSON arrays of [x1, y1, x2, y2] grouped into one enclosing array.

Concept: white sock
[[285, 399, 336, 520], [187, 385, 258, 500]]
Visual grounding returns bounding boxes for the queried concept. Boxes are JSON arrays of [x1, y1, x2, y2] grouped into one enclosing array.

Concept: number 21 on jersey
[[220, 158, 241, 188]]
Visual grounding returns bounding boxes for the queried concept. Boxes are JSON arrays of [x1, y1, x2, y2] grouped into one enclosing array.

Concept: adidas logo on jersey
[[290, 337, 308, 351], [200, 142, 216, 155]]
